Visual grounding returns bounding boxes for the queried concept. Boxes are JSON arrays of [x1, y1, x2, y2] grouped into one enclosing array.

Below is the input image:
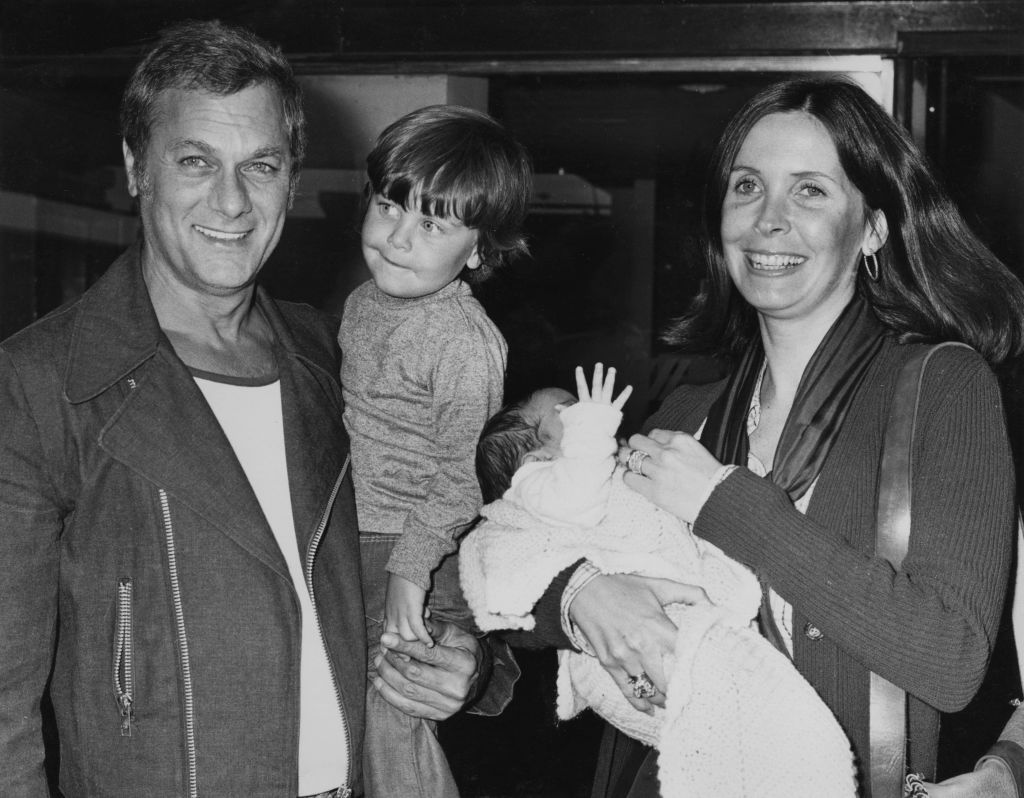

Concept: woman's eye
[[422, 220, 441, 233], [798, 183, 826, 198], [734, 177, 759, 195]]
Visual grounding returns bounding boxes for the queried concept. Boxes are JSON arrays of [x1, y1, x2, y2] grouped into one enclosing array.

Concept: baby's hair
[[366, 104, 533, 281], [476, 398, 542, 503]]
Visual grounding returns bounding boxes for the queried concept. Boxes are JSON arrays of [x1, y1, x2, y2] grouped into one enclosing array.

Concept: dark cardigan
[[521, 337, 1016, 794]]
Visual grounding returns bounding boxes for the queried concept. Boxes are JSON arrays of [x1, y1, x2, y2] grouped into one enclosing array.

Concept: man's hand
[[372, 619, 482, 721]]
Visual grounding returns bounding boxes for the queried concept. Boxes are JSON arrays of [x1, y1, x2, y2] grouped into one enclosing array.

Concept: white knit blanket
[[459, 474, 857, 796]]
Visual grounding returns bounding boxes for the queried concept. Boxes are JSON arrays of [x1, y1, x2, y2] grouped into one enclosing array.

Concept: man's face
[[124, 83, 293, 299]]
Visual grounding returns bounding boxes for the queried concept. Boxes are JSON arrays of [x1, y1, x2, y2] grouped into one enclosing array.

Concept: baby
[[461, 364, 855, 798]]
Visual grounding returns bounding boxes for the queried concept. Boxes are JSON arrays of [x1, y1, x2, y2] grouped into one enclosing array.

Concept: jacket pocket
[[112, 576, 134, 737]]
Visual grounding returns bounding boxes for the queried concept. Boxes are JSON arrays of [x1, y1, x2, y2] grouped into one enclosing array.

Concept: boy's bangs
[[380, 166, 487, 226]]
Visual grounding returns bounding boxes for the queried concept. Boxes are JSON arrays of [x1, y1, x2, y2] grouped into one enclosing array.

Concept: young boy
[[462, 365, 856, 798], [338, 104, 532, 798]]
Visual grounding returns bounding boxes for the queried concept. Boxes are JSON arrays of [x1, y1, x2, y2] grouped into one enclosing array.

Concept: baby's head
[[476, 387, 575, 502], [362, 104, 533, 297]]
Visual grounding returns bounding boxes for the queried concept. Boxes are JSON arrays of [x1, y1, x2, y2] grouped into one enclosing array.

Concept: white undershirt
[[194, 374, 347, 794]]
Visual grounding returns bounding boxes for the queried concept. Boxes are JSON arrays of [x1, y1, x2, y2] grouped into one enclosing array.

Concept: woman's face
[[720, 110, 886, 329]]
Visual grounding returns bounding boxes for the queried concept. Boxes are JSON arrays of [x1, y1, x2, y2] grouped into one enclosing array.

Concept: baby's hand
[[384, 573, 433, 646], [575, 363, 633, 411]]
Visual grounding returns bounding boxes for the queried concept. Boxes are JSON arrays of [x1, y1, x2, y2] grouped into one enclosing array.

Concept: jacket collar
[[64, 242, 162, 403], [64, 243, 337, 402]]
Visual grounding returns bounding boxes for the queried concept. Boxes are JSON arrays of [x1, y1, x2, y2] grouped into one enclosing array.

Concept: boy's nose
[[387, 219, 414, 250]]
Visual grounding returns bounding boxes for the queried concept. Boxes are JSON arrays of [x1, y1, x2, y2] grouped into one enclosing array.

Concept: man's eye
[[247, 162, 278, 175], [180, 156, 208, 168]]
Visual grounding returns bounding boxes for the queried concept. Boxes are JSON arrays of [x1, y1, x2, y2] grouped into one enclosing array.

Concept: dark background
[[2, 2, 1023, 795]]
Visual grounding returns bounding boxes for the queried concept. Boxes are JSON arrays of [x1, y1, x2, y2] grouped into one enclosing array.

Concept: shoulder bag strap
[[870, 342, 972, 798]]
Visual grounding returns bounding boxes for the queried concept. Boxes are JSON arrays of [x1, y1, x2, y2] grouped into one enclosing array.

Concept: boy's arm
[[509, 401, 622, 527], [386, 329, 505, 590]]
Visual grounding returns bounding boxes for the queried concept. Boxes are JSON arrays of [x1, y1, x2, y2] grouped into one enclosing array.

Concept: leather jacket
[[0, 246, 365, 797]]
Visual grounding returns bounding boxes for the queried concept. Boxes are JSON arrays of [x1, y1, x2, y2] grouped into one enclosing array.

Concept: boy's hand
[[575, 363, 632, 410], [384, 573, 433, 646]]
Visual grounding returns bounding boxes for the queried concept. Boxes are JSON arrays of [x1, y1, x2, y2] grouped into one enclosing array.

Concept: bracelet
[[977, 740, 1024, 798], [560, 561, 601, 655]]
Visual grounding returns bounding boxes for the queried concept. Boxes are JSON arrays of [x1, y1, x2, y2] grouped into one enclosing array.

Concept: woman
[[518, 76, 1024, 796]]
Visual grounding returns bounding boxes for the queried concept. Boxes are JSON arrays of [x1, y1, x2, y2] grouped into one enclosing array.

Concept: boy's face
[[521, 388, 576, 463], [362, 193, 481, 298]]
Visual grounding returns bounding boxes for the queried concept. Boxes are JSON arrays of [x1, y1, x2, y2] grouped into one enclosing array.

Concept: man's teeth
[[749, 253, 804, 270], [195, 225, 248, 241]]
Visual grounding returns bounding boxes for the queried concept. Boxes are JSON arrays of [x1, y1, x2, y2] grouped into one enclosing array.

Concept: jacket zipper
[[304, 457, 353, 798], [159, 489, 199, 798], [113, 577, 135, 736]]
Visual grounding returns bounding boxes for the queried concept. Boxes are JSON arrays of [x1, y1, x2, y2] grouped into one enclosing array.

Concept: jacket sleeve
[[0, 348, 63, 796], [694, 349, 1015, 712], [387, 327, 506, 590]]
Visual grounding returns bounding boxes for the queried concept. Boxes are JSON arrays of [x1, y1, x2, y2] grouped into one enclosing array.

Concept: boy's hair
[[366, 104, 533, 281], [476, 398, 541, 503]]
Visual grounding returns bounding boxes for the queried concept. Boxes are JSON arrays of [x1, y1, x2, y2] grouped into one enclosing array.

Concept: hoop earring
[[863, 251, 880, 282]]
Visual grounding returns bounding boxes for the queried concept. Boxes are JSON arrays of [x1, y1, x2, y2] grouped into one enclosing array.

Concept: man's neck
[[143, 265, 276, 379]]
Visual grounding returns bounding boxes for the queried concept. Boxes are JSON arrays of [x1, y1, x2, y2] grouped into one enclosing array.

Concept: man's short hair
[[366, 104, 533, 279], [119, 19, 306, 180]]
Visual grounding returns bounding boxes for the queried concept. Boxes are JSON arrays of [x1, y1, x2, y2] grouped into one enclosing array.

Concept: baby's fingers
[[590, 362, 605, 400], [574, 365, 590, 401]]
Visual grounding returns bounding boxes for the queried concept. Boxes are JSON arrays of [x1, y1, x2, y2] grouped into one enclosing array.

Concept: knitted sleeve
[[694, 347, 1014, 712], [507, 402, 622, 527], [387, 314, 507, 589]]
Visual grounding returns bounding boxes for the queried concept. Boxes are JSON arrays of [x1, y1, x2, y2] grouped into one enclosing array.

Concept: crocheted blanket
[[459, 474, 856, 796]]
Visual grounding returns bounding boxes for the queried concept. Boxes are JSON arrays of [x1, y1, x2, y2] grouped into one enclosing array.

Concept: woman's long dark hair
[[664, 75, 1024, 366]]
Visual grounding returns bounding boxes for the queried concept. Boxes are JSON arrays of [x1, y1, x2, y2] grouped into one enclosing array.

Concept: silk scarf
[[701, 295, 886, 500], [700, 295, 887, 652]]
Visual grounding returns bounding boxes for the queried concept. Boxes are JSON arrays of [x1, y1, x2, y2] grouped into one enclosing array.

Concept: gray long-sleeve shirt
[[339, 278, 507, 589]]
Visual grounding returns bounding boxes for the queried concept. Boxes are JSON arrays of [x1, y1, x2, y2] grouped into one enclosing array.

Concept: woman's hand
[[918, 759, 1016, 797], [568, 573, 708, 710], [620, 428, 725, 524]]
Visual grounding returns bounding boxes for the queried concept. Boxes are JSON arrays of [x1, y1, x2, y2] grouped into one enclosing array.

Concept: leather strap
[[870, 342, 971, 797]]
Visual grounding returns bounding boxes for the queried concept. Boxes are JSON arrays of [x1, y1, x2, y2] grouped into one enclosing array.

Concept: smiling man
[[0, 20, 489, 798]]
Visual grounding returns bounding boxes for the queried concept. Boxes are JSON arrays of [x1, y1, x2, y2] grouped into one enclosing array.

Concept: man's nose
[[211, 169, 252, 218]]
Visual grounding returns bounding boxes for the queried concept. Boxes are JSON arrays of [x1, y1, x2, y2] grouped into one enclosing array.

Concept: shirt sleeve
[[694, 349, 1014, 712], [0, 349, 62, 796], [386, 324, 507, 589]]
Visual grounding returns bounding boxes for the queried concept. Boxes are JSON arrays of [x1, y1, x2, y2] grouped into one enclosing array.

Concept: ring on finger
[[626, 671, 657, 699], [626, 449, 650, 477]]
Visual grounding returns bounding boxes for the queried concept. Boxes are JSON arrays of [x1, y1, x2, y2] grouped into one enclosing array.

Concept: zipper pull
[[119, 693, 133, 737]]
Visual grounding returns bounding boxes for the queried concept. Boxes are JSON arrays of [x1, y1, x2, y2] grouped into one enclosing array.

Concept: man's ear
[[864, 208, 889, 255], [123, 140, 140, 198]]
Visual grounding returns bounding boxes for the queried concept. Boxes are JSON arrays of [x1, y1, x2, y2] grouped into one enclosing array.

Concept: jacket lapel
[[100, 346, 290, 577], [65, 246, 289, 577], [261, 293, 349, 555]]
